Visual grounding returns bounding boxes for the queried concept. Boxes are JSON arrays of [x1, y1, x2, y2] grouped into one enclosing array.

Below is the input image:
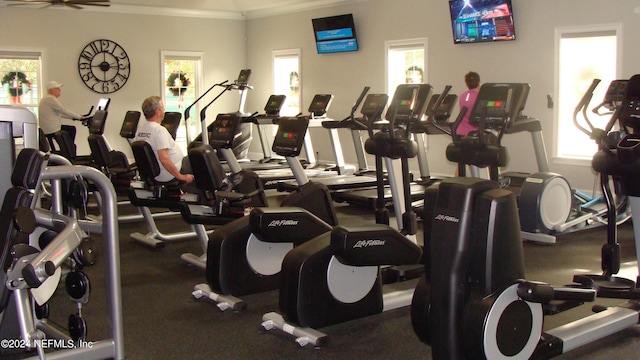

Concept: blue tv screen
[[449, 0, 516, 44], [312, 14, 358, 54]]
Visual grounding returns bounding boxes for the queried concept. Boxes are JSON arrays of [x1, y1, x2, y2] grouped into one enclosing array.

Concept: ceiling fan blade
[[4, 0, 111, 9], [67, 0, 111, 7], [4, 0, 54, 3]]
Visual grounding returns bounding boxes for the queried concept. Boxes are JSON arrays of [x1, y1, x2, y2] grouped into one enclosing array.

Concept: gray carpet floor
[[4, 190, 640, 359]]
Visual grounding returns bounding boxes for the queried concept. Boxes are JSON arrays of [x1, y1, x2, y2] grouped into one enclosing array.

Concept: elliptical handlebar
[[573, 78, 602, 140], [346, 86, 371, 130], [388, 87, 420, 141], [449, 107, 467, 144], [427, 86, 454, 136], [366, 104, 386, 140]]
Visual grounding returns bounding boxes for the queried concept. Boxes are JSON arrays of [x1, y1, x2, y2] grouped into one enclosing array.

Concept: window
[[273, 49, 301, 117], [161, 51, 203, 153], [0, 52, 42, 114], [555, 25, 621, 161], [385, 39, 427, 96]]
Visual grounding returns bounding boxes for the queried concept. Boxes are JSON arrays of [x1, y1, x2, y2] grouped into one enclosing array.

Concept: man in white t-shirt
[[134, 96, 195, 185]]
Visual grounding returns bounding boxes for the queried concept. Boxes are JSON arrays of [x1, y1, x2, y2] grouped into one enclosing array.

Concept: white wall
[[245, 0, 640, 191], [2, 1, 640, 192], [0, 7, 246, 158]]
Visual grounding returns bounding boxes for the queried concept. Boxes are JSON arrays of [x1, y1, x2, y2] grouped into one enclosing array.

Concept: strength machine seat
[[88, 134, 136, 189], [130, 140, 184, 198]]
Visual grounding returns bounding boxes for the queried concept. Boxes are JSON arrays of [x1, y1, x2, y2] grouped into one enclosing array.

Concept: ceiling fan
[[4, 0, 110, 10]]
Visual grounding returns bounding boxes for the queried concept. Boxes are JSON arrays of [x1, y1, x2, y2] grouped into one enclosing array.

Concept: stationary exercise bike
[[411, 74, 640, 359], [192, 115, 338, 311]]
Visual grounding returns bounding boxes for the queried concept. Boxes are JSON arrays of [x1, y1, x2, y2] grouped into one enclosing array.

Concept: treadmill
[[252, 94, 339, 189], [215, 94, 292, 172], [277, 87, 389, 193], [334, 90, 457, 209], [240, 94, 288, 167]]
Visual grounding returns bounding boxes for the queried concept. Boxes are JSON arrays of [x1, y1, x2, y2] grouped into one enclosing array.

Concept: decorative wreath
[[166, 72, 190, 96], [1, 71, 32, 97]]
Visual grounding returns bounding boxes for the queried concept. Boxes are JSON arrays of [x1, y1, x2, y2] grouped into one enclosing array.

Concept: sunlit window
[[161, 51, 203, 153], [385, 39, 427, 97], [0, 54, 41, 114], [273, 49, 301, 117], [556, 26, 619, 161]]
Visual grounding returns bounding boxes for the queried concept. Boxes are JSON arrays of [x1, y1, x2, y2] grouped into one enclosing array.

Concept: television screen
[[312, 14, 358, 54], [449, 0, 516, 44]]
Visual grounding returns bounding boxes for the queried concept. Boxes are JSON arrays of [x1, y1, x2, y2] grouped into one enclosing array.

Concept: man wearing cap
[[38, 80, 86, 143]]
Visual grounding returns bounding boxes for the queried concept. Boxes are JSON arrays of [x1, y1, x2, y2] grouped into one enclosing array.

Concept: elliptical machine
[[519, 79, 631, 244], [259, 84, 440, 347], [411, 74, 640, 359]]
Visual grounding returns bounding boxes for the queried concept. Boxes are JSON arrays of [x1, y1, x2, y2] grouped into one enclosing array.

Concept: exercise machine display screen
[[119, 111, 141, 138], [96, 97, 111, 111], [360, 94, 389, 117], [425, 94, 458, 121], [88, 110, 108, 135], [386, 84, 433, 122], [236, 69, 251, 85], [161, 112, 181, 140], [618, 76, 640, 130], [470, 83, 529, 128], [308, 94, 334, 117], [264, 95, 286, 116], [272, 117, 309, 157], [602, 80, 628, 111], [209, 113, 241, 149]]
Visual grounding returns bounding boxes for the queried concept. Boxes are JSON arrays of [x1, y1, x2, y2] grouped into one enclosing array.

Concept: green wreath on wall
[[166, 72, 190, 96], [1, 71, 32, 97]]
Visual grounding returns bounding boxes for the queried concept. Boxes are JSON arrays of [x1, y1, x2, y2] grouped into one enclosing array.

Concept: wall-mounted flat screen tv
[[449, 0, 516, 44], [312, 14, 358, 54]]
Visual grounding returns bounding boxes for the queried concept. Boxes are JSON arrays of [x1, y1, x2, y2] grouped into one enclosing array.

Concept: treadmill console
[[119, 110, 141, 139], [386, 84, 433, 123], [272, 116, 309, 157], [209, 113, 241, 149], [236, 69, 252, 86], [264, 95, 286, 116], [470, 83, 530, 128], [308, 94, 334, 117]]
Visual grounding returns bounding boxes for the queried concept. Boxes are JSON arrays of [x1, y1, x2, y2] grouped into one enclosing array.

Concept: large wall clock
[[78, 39, 130, 94]]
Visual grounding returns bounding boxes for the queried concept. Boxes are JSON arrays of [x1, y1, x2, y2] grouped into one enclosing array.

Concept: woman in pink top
[[456, 72, 481, 136]]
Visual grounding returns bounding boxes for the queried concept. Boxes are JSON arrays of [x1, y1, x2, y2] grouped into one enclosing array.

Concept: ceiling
[[0, 0, 364, 19]]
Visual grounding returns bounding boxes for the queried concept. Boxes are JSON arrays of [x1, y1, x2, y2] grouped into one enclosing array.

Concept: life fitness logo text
[[434, 214, 460, 223], [268, 219, 299, 227], [353, 239, 386, 248]]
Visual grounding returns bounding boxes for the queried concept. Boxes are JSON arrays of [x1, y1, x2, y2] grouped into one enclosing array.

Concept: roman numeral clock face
[[78, 39, 130, 94]]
